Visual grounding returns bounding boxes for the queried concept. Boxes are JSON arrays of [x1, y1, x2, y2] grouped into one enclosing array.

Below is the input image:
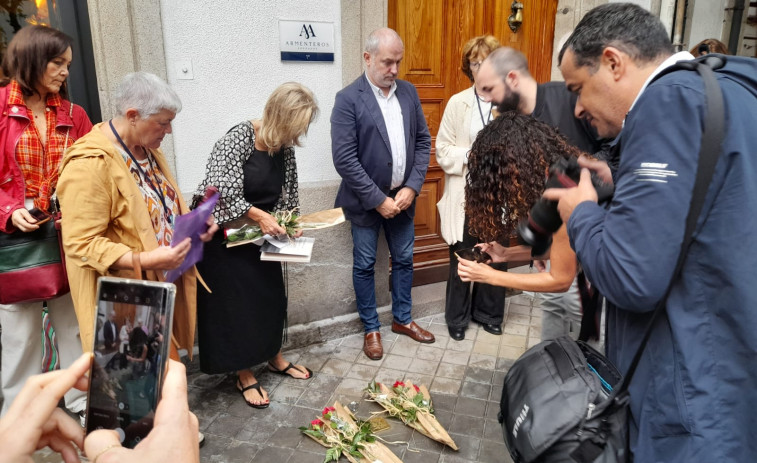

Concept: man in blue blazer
[[331, 28, 434, 360]]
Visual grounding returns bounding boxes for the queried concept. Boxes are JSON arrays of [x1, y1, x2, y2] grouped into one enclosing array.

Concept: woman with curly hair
[[458, 112, 581, 294]]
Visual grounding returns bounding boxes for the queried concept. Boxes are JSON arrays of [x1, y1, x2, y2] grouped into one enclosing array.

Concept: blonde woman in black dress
[[194, 82, 318, 408]]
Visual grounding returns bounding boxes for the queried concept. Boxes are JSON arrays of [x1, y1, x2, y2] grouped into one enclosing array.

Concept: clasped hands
[[376, 187, 415, 219]]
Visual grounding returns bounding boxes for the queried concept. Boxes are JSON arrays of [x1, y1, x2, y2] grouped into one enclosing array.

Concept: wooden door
[[389, 0, 557, 286]]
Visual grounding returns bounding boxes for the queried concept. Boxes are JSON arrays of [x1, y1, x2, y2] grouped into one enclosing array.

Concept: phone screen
[[85, 277, 176, 448], [28, 207, 51, 224], [454, 247, 491, 263]]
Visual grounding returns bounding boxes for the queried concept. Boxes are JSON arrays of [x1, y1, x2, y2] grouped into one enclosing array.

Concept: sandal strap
[[268, 361, 311, 378], [237, 379, 262, 394], [269, 361, 296, 374]]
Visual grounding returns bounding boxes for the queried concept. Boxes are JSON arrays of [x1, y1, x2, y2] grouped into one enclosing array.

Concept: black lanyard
[[109, 120, 173, 223], [474, 87, 492, 127]]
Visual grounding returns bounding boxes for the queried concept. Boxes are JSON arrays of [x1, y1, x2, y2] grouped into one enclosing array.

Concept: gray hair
[[113, 71, 182, 117], [558, 3, 673, 72], [486, 47, 531, 80], [364, 28, 403, 55]]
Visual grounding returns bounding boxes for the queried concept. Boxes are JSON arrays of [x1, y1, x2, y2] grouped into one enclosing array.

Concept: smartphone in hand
[[85, 277, 176, 448], [454, 246, 491, 263], [27, 207, 51, 225]]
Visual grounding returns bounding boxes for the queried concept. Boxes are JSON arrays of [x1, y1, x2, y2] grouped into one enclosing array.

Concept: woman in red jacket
[[0, 25, 92, 417]]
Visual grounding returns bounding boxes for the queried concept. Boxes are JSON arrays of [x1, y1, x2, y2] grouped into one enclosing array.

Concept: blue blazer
[[331, 74, 430, 227]]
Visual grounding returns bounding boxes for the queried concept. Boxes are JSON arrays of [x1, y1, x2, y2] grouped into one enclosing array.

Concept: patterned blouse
[[115, 145, 180, 246], [8, 80, 72, 212], [193, 121, 299, 225]]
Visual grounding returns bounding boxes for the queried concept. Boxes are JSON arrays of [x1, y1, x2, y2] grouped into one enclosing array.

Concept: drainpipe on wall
[[659, 0, 678, 38], [727, 0, 746, 54], [672, 0, 687, 51]]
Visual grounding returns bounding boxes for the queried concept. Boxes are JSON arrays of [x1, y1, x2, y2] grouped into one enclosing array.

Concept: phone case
[[85, 277, 176, 448]]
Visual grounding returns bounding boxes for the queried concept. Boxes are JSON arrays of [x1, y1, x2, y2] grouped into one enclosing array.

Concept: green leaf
[[302, 429, 324, 439], [367, 379, 378, 393], [325, 447, 341, 462]]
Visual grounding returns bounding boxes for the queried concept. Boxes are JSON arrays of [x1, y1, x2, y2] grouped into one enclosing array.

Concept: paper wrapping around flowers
[[301, 401, 403, 463], [369, 381, 458, 451], [297, 207, 345, 229]]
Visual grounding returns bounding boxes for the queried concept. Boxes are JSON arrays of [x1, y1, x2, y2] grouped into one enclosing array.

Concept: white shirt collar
[[628, 51, 695, 114], [365, 74, 398, 99]]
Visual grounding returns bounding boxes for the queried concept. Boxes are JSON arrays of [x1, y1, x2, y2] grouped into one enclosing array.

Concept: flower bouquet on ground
[[365, 380, 458, 451], [300, 401, 403, 463]]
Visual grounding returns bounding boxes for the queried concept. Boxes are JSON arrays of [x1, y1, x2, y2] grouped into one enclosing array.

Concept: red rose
[[311, 418, 324, 427], [413, 384, 420, 392], [393, 381, 405, 388]]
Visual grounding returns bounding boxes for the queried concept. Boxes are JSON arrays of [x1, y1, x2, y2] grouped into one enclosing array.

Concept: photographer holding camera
[[543, 4, 757, 461]]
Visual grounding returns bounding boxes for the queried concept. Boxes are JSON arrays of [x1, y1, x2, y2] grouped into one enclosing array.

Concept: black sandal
[[267, 361, 313, 379], [236, 378, 269, 409]]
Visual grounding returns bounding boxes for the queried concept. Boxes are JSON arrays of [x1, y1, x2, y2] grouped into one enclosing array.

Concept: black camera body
[[517, 157, 614, 256]]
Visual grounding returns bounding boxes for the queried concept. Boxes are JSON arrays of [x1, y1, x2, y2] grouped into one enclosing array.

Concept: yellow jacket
[[57, 123, 197, 355]]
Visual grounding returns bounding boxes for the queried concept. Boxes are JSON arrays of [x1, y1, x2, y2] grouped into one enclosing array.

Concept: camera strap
[[613, 55, 727, 396]]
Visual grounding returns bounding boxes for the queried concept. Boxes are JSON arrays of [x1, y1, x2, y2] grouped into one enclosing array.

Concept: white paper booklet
[[260, 237, 315, 263]]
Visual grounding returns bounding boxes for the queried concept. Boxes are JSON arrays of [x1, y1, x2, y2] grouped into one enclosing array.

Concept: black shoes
[[482, 323, 503, 335], [448, 326, 466, 341]]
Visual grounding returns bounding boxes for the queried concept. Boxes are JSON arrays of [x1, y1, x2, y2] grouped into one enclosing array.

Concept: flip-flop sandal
[[267, 361, 313, 379], [236, 379, 269, 409]]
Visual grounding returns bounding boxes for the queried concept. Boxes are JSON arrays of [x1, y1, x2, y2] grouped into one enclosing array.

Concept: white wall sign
[[279, 20, 335, 62]]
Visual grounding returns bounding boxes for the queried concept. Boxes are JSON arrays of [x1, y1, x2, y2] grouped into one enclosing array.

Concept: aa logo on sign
[[300, 24, 316, 40]]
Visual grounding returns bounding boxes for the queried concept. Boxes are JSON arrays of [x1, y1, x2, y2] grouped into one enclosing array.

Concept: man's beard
[[496, 89, 521, 113]]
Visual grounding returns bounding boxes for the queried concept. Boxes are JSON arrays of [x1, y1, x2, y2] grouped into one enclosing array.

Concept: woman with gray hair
[[57, 71, 217, 360]]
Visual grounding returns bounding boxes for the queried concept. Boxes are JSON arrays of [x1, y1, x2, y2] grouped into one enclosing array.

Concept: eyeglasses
[[470, 61, 483, 71]]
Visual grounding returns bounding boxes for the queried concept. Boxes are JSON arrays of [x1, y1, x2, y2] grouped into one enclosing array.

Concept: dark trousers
[[445, 220, 508, 329]]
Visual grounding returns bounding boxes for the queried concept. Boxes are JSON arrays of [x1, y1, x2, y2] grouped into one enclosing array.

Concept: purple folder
[[164, 192, 218, 283]]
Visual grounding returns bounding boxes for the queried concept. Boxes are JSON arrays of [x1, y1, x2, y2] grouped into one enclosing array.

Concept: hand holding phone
[[85, 278, 176, 449], [84, 360, 200, 463], [454, 246, 491, 263], [28, 207, 52, 225]]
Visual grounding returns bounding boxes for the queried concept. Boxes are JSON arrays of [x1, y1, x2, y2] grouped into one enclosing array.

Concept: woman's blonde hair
[[257, 82, 319, 154]]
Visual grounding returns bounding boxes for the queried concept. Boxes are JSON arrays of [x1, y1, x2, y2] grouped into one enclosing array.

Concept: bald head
[[486, 47, 530, 80], [364, 28, 404, 93], [365, 28, 403, 55], [476, 47, 537, 114]]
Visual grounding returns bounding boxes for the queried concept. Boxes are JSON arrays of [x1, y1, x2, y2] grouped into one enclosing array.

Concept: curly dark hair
[[465, 112, 583, 243]]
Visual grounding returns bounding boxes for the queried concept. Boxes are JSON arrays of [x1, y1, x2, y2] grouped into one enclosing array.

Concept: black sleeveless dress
[[196, 147, 287, 374]]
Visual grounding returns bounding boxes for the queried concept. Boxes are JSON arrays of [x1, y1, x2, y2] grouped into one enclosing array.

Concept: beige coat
[[57, 123, 197, 355], [435, 86, 475, 245]]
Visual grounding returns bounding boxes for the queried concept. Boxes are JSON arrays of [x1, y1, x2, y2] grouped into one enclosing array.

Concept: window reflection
[[1, 1, 61, 77]]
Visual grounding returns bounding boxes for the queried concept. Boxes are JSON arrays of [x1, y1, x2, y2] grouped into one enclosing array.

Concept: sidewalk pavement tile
[[30, 291, 547, 463], [436, 362, 467, 380]]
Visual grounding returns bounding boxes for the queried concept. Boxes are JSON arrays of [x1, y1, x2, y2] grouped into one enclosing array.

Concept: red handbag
[[0, 213, 69, 304], [0, 102, 73, 305]]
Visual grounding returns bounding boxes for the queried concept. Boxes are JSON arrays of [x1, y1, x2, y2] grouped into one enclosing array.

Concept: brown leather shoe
[[391, 321, 435, 344], [363, 332, 383, 360]]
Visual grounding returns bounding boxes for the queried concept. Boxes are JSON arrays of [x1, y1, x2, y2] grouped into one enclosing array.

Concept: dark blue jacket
[[331, 74, 430, 227], [568, 56, 757, 462]]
